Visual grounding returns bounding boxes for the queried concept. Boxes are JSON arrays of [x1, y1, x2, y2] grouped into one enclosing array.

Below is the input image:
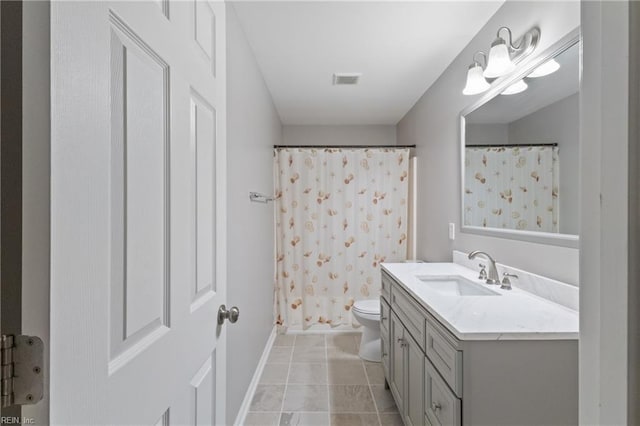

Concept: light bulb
[[462, 63, 490, 95], [500, 79, 528, 95], [528, 59, 560, 78], [484, 39, 516, 78]]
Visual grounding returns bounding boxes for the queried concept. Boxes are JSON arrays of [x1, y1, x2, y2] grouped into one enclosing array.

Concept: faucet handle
[[501, 272, 518, 290], [478, 264, 487, 280]]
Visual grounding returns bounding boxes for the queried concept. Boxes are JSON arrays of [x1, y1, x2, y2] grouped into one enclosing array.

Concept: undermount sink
[[416, 275, 500, 296]]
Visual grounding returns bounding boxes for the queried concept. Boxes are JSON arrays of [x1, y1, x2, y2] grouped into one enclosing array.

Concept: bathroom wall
[[226, 5, 282, 423], [396, 1, 580, 285], [465, 123, 508, 145], [282, 125, 396, 146]]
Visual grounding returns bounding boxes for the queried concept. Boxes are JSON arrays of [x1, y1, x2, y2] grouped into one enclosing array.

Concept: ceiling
[[231, 1, 505, 125]]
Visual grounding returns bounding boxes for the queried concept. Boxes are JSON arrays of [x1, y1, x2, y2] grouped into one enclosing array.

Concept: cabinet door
[[405, 333, 425, 426], [381, 327, 390, 380], [390, 313, 405, 412]]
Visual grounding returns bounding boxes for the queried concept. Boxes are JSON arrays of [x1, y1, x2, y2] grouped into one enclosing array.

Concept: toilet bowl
[[352, 299, 381, 362]]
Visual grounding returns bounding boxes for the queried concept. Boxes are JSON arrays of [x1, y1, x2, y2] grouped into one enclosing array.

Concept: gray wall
[[465, 123, 508, 145], [509, 93, 579, 235], [282, 124, 396, 146], [396, 1, 580, 285], [226, 5, 282, 423]]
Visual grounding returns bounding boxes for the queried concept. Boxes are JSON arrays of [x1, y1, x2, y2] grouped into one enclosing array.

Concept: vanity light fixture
[[528, 58, 560, 78], [483, 26, 540, 78], [500, 79, 528, 95], [462, 52, 491, 96]]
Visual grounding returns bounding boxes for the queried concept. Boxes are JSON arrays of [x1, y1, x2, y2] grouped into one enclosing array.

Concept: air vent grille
[[333, 73, 361, 85]]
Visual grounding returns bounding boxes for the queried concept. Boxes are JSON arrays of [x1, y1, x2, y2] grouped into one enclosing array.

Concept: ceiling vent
[[333, 73, 361, 85]]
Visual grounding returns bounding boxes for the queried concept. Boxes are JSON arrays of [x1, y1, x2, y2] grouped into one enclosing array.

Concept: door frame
[[0, 0, 25, 421], [1, 0, 52, 423]]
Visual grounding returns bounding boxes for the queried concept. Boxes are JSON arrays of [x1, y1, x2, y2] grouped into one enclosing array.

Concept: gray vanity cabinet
[[380, 268, 578, 426]]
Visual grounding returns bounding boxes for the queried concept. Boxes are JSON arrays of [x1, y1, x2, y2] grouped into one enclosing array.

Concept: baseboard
[[233, 326, 277, 426]]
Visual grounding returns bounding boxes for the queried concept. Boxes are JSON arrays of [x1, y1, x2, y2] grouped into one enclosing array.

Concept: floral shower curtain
[[464, 145, 559, 232], [274, 148, 410, 329]]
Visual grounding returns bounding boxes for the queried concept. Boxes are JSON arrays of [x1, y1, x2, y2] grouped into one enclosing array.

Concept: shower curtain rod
[[274, 144, 416, 149], [466, 143, 558, 148]]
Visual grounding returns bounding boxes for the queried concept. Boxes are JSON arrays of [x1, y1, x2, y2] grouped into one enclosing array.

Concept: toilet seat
[[353, 299, 380, 315]]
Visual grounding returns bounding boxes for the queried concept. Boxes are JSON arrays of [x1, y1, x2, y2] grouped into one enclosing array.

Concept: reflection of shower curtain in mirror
[[274, 148, 410, 329], [464, 146, 559, 232]]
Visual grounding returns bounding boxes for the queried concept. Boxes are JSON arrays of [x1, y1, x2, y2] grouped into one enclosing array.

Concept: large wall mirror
[[460, 30, 579, 248]]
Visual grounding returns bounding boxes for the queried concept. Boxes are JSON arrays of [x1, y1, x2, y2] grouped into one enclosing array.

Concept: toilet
[[352, 299, 381, 362]]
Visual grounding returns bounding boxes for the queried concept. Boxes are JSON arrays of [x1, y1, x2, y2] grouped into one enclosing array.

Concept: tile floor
[[245, 333, 403, 426]]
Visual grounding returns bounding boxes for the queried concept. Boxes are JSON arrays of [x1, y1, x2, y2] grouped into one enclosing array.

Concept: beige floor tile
[[327, 346, 361, 362], [370, 386, 398, 413], [274, 334, 297, 347], [289, 363, 328, 384], [294, 334, 326, 347], [249, 385, 286, 412], [282, 385, 329, 412], [293, 345, 327, 363], [269, 346, 294, 364], [328, 361, 367, 385], [330, 413, 380, 426], [328, 385, 376, 413], [245, 412, 281, 426], [379, 412, 403, 426], [279, 412, 330, 426], [260, 363, 290, 384], [363, 362, 385, 385], [326, 334, 359, 351]]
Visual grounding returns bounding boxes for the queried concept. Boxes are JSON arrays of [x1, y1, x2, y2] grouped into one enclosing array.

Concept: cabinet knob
[[432, 402, 442, 411]]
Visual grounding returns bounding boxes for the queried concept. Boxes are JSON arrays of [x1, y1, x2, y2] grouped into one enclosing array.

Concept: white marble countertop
[[381, 262, 579, 341]]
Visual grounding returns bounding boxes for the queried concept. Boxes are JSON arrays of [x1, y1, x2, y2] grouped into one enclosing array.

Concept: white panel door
[[50, 1, 227, 424]]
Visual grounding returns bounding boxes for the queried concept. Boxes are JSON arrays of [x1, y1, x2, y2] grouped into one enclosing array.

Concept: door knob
[[218, 305, 240, 325]]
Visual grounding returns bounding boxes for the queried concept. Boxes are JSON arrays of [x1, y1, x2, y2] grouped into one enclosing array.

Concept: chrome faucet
[[468, 251, 499, 284]]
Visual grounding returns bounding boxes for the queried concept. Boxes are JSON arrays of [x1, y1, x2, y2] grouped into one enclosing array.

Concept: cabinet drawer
[[381, 270, 393, 302], [380, 298, 390, 335], [425, 357, 461, 426], [391, 284, 425, 352], [425, 318, 462, 397]]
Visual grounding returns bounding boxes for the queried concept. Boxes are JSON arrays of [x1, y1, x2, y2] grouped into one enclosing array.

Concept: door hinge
[[1, 335, 44, 408]]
